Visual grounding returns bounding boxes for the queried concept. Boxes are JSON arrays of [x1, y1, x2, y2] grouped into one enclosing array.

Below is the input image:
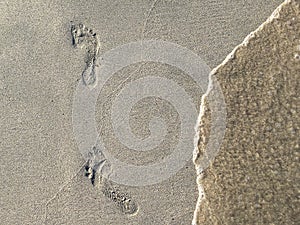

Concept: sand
[[0, 0, 286, 224], [194, 0, 299, 224]]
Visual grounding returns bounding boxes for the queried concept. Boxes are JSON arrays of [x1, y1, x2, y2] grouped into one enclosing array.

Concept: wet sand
[[194, 0, 299, 224]]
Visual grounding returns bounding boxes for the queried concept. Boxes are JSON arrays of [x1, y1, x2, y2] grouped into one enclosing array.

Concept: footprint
[[101, 182, 139, 215], [71, 22, 100, 88], [84, 145, 139, 215], [84, 146, 111, 185]]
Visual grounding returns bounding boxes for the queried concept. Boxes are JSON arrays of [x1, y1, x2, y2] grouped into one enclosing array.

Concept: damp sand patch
[[193, 0, 300, 224]]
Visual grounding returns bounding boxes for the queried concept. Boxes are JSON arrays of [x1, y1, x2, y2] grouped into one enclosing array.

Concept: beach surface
[[0, 1, 285, 224], [194, 0, 299, 224]]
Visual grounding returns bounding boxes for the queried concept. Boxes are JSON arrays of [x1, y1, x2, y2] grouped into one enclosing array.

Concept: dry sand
[[194, 0, 299, 224], [0, 0, 287, 225]]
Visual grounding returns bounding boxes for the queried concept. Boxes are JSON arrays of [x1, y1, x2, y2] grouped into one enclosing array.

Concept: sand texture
[[194, 0, 300, 224], [0, 0, 285, 224]]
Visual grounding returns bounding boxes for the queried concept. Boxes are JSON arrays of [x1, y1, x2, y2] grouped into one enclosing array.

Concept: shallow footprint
[[99, 178, 139, 215], [71, 22, 100, 88]]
